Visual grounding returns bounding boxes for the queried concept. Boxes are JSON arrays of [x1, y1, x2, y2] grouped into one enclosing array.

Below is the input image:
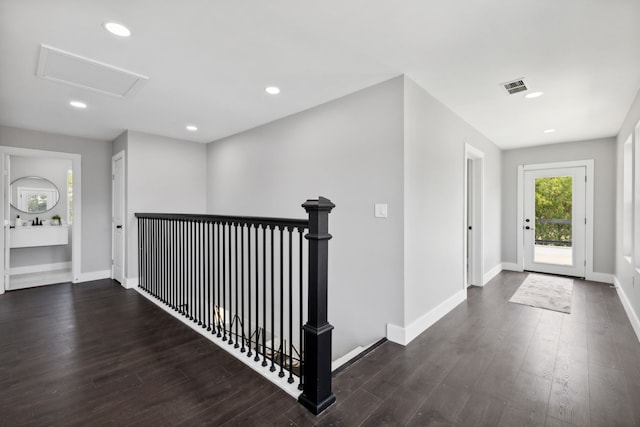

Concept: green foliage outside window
[[535, 176, 572, 246]]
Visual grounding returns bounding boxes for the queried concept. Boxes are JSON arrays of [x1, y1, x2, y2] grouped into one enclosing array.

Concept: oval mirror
[[10, 176, 60, 214]]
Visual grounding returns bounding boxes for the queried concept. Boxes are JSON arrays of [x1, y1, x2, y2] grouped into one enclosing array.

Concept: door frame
[[516, 159, 594, 278], [111, 151, 126, 286], [464, 143, 484, 287], [0, 146, 82, 293]]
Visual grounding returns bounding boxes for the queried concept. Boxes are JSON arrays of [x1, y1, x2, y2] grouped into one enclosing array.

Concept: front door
[[523, 166, 586, 277]]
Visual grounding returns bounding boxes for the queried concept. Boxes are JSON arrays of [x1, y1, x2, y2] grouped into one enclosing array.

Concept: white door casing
[[2, 154, 10, 293], [112, 151, 125, 284], [523, 166, 586, 277]]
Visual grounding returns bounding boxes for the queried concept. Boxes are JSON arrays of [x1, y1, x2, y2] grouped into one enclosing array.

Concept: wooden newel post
[[299, 196, 337, 415]]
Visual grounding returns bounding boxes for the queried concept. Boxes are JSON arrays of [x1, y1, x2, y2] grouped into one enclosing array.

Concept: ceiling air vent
[[36, 44, 149, 98], [501, 78, 528, 95]]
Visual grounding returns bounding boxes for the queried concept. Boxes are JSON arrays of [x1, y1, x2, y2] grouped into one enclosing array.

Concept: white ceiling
[[1, 0, 639, 149]]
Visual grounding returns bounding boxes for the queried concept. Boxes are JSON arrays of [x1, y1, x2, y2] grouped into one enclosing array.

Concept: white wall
[[403, 77, 503, 326], [615, 88, 640, 340], [0, 125, 111, 275], [123, 131, 206, 280], [501, 138, 616, 276], [207, 77, 406, 359]]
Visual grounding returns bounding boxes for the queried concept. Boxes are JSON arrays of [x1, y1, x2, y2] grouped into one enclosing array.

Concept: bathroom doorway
[[1, 146, 81, 293]]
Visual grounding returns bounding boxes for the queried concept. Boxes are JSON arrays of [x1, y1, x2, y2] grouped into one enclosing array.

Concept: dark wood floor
[[1, 272, 639, 426]]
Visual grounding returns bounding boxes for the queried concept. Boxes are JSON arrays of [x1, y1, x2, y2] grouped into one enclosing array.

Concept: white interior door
[[466, 159, 474, 286], [112, 152, 125, 284], [523, 166, 586, 277], [464, 144, 484, 287]]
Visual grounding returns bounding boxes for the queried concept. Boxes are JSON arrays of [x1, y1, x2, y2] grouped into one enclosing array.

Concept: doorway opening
[[1, 146, 81, 293], [464, 144, 484, 287]]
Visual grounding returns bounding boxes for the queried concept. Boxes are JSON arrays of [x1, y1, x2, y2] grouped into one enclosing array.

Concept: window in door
[[533, 175, 573, 266]]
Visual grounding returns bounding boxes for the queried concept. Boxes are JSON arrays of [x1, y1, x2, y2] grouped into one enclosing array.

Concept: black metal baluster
[[138, 218, 143, 291], [240, 224, 246, 353], [192, 220, 197, 322], [181, 220, 186, 315], [270, 225, 276, 373], [222, 222, 227, 341], [298, 227, 304, 390], [206, 221, 211, 331], [247, 224, 252, 357], [167, 220, 171, 307], [173, 219, 177, 310], [217, 221, 222, 337], [279, 226, 285, 377], [288, 226, 294, 383], [254, 225, 260, 362], [145, 218, 149, 292], [152, 218, 157, 298], [162, 219, 166, 304], [149, 219, 153, 296], [190, 220, 195, 321], [234, 223, 239, 348], [198, 221, 203, 325], [262, 225, 267, 367], [228, 222, 234, 346], [212, 221, 217, 335]]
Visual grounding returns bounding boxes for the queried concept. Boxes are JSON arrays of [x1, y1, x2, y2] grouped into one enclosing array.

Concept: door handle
[[525, 226, 532, 230], [116, 225, 122, 229]]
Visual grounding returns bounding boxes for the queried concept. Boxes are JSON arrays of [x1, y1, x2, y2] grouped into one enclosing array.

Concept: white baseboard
[[387, 288, 467, 346], [585, 272, 614, 284], [123, 277, 138, 289], [614, 276, 640, 343], [76, 270, 111, 283], [332, 346, 365, 372], [483, 264, 503, 285], [9, 261, 71, 276], [501, 262, 523, 272]]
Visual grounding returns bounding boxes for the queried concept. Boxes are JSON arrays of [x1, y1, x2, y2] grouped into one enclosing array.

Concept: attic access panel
[[36, 44, 149, 97]]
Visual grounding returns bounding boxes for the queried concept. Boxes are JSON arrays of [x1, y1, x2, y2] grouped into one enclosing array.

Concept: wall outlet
[[374, 203, 388, 218]]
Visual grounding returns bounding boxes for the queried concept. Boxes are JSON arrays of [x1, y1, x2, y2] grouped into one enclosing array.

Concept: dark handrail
[[135, 212, 308, 229]]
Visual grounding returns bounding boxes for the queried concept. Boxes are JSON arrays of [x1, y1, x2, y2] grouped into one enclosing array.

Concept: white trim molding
[[614, 276, 640, 342], [585, 272, 614, 284], [387, 289, 467, 345], [9, 261, 71, 276], [77, 269, 111, 283], [483, 263, 503, 285], [123, 276, 138, 289], [502, 262, 523, 272]]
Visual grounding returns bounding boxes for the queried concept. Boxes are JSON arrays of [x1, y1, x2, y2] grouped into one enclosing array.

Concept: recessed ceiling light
[[525, 91, 544, 99], [69, 101, 87, 109], [104, 22, 131, 37], [543, 128, 556, 133], [265, 86, 280, 95], [186, 125, 198, 131]]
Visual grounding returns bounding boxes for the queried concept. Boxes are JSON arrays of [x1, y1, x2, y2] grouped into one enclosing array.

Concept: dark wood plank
[[1, 273, 638, 426]]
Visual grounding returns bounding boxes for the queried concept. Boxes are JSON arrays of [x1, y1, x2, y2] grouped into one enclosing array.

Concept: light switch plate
[[374, 203, 388, 218]]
